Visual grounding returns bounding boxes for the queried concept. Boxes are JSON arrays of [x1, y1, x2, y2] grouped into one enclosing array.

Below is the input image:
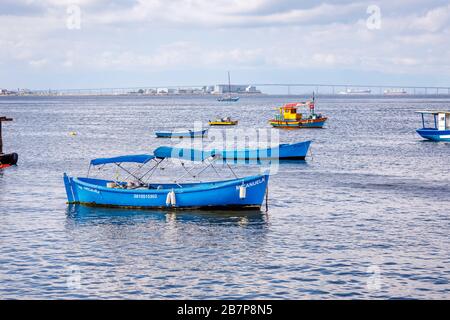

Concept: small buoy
[[239, 185, 247, 199], [69, 131, 77, 136]]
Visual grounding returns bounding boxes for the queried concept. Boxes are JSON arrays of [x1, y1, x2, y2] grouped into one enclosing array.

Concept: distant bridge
[[252, 83, 450, 95]]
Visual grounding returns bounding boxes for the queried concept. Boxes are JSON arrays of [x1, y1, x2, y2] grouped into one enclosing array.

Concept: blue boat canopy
[[90, 154, 155, 166], [154, 146, 216, 161]]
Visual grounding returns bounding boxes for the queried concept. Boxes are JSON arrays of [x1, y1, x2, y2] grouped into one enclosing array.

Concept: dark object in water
[[0, 116, 18, 168], [0, 152, 18, 166]]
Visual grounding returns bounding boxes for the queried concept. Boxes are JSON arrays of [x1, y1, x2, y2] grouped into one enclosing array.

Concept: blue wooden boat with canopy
[[416, 111, 450, 142], [63, 150, 269, 210]]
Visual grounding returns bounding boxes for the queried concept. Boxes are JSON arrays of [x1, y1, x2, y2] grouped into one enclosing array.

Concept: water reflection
[[66, 204, 269, 228]]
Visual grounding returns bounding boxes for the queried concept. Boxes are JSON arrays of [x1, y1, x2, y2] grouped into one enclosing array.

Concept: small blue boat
[[218, 96, 240, 102], [153, 141, 311, 161], [64, 153, 269, 210], [416, 111, 450, 142], [155, 129, 208, 138]]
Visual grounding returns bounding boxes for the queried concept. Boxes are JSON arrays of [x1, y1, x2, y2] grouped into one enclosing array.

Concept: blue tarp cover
[[90, 154, 155, 166], [153, 146, 216, 161]]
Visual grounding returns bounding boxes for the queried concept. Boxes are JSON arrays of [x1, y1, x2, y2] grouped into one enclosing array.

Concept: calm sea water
[[0, 95, 449, 299]]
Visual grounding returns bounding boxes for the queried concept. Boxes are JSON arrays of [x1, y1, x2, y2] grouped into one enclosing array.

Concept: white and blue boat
[[217, 96, 240, 102], [217, 71, 240, 102], [416, 111, 450, 142], [154, 140, 312, 161], [155, 129, 208, 138], [63, 152, 269, 210]]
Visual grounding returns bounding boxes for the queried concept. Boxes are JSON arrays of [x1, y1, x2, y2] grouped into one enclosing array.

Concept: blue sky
[[1, 0, 450, 89]]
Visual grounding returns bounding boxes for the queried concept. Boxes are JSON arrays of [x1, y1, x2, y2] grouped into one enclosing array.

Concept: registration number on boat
[[133, 194, 158, 199]]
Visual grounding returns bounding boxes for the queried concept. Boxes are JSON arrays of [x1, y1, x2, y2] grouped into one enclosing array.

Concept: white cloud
[[411, 4, 450, 32], [89, 1, 365, 28], [1, 0, 450, 87], [29, 58, 48, 67]]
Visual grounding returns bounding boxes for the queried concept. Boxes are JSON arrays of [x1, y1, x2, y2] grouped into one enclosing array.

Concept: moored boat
[[217, 72, 240, 102], [217, 96, 240, 102], [64, 153, 269, 210], [0, 153, 18, 167], [154, 141, 311, 161], [269, 94, 327, 129], [208, 117, 238, 126], [155, 129, 208, 138], [0, 116, 18, 168], [416, 111, 450, 142]]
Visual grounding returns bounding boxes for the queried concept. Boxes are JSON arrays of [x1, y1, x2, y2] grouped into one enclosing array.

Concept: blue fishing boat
[[218, 96, 240, 102], [155, 129, 208, 138], [416, 111, 450, 142], [63, 153, 269, 210], [154, 141, 311, 161], [221, 141, 311, 160]]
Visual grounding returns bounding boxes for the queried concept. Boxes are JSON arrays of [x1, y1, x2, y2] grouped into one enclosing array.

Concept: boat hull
[[218, 97, 240, 102], [220, 141, 311, 160], [417, 129, 450, 141], [0, 153, 18, 166], [270, 118, 327, 128], [209, 121, 238, 126], [63, 174, 269, 210], [155, 129, 208, 138]]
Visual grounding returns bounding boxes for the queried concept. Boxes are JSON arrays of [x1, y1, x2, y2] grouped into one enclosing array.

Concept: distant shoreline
[[1, 93, 450, 99]]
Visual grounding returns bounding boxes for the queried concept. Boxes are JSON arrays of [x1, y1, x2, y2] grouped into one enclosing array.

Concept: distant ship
[[384, 89, 408, 96], [338, 89, 372, 95], [218, 71, 240, 102]]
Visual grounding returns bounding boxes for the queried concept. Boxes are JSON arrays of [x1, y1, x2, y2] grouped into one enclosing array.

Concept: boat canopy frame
[[416, 111, 450, 129], [86, 151, 239, 189]]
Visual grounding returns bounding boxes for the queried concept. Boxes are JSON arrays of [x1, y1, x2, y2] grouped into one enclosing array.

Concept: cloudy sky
[[1, 0, 450, 89]]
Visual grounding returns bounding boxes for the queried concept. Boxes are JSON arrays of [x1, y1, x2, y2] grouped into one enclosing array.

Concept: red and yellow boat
[[269, 96, 327, 129]]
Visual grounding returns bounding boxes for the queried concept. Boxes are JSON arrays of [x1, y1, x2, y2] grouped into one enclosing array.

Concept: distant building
[[0, 88, 17, 95], [18, 88, 33, 95], [245, 85, 259, 93], [177, 88, 194, 95], [212, 84, 261, 94], [202, 86, 215, 94], [157, 88, 169, 95], [145, 88, 157, 95]]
